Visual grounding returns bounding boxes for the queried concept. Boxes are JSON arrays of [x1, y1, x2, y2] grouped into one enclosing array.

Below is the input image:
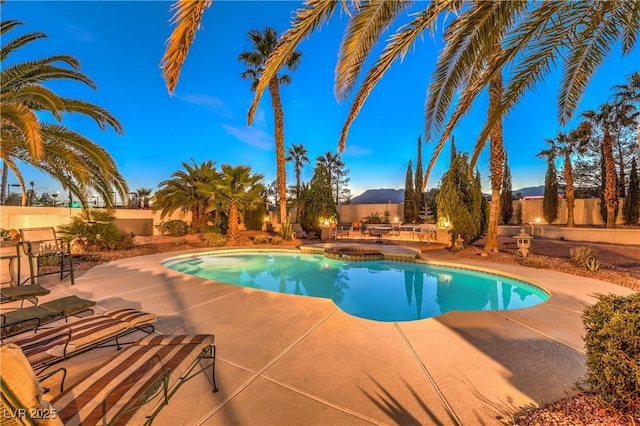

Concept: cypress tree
[[299, 164, 337, 233], [404, 160, 416, 223], [623, 157, 639, 225], [543, 157, 559, 223], [436, 152, 482, 243], [414, 135, 424, 213], [500, 154, 513, 224]]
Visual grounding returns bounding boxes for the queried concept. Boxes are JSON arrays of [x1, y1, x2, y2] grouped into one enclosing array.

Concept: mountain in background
[[512, 185, 545, 197], [348, 189, 405, 204], [348, 185, 544, 204]]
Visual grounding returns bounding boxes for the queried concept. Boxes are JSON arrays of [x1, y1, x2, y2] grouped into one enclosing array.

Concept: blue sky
[[4, 1, 639, 201]]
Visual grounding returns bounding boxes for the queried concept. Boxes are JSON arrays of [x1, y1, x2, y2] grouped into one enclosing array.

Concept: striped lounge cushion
[[51, 336, 214, 426], [4, 316, 129, 366], [103, 308, 156, 327], [136, 334, 214, 346]]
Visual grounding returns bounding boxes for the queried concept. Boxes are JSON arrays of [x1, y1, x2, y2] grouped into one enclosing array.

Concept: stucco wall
[[0, 206, 191, 236], [513, 198, 625, 225], [337, 203, 404, 223]]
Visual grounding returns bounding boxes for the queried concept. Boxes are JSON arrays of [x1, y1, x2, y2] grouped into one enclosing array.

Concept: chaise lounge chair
[[1, 295, 96, 338], [3, 307, 156, 374], [0, 283, 50, 307], [1, 334, 217, 426]]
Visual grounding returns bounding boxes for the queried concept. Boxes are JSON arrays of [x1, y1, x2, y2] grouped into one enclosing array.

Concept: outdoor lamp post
[[514, 228, 534, 257]]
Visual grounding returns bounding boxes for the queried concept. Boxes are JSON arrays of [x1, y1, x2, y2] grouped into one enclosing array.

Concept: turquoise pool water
[[163, 252, 548, 322]]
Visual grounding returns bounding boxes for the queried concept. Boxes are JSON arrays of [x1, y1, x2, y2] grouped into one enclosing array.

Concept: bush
[[156, 220, 188, 237], [57, 209, 134, 251], [582, 293, 640, 414], [570, 246, 599, 268], [200, 225, 221, 234], [202, 232, 226, 247]]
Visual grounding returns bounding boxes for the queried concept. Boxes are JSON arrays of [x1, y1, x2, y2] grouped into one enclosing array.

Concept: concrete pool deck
[[26, 244, 635, 425]]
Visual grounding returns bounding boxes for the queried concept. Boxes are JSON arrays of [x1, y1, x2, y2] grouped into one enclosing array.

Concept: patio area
[[19, 245, 635, 425]]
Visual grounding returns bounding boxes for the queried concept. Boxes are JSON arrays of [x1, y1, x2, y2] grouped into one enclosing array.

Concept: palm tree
[[135, 187, 154, 209], [544, 127, 588, 228], [153, 160, 218, 231], [238, 28, 302, 224], [582, 103, 619, 229], [211, 164, 264, 241], [614, 72, 640, 148], [247, 1, 638, 165], [286, 143, 309, 201], [1, 19, 126, 206]]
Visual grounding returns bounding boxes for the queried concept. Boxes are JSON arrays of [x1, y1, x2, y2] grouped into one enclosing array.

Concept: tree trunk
[[603, 131, 618, 228], [564, 153, 575, 227], [228, 201, 239, 241], [0, 163, 7, 204], [484, 56, 505, 252], [269, 79, 287, 223], [191, 205, 208, 231]]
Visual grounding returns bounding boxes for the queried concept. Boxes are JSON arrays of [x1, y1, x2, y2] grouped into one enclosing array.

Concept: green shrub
[[582, 293, 640, 414], [203, 232, 226, 247], [57, 209, 134, 251], [200, 225, 221, 234], [156, 220, 188, 237]]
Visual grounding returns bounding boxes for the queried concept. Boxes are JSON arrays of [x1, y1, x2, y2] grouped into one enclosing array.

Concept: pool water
[[163, 252, 548, 322]]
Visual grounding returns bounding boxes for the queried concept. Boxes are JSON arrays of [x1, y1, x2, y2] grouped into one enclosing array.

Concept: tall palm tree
[[153, 160, 218, 231], [583, 103, 619, 229], [238, 27, 302, 223], [211, 164, 264, 241], [1, 19, 126, 206], [543, 127, 588, 228], [286, 143, 309, 201]]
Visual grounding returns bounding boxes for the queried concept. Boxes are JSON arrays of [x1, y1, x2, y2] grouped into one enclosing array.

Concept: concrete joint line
[[261, 375, 384, 426], [494, 312, 585, 354], [394, 323, 463, 426], [168, 287, 244, 316], [196, 309, 339, 425]]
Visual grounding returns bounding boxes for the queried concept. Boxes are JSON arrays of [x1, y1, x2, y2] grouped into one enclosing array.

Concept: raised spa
[[163, 251, 548, 322]]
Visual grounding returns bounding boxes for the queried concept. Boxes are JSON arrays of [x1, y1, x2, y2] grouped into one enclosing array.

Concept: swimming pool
[[163, 251, 549, 322]]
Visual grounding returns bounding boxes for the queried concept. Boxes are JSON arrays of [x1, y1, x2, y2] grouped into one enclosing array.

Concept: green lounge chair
[[1, 334, 217, 426], [0, 295, 95, 338], [0, 284, 51, 307], [19, 227, 75, 285]]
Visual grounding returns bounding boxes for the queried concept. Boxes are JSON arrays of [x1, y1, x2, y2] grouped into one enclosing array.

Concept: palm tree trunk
[[268, 79, 287, 223], [228, 201, 239, 241], [191, 205, 208, 231], [1, 163, 7, 204], [295, 167, 301, 200], [603, 131, 618, 228], [484, 59, 505, 252], [564, 153, 575, 227]]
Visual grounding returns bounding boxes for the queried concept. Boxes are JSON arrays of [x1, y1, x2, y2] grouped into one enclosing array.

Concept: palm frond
[[338, 1, 454, 151], [60, 99, 124, 134], [0, 103, 43, 158], [557, 2, 619, 125], [161, 0, 213, 95], [3, 85, 66, 120], [1, 19, 23, 36], [334, 0, 410, 102], [248, 0, 340, 125], [0, 32, 47, 61]]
